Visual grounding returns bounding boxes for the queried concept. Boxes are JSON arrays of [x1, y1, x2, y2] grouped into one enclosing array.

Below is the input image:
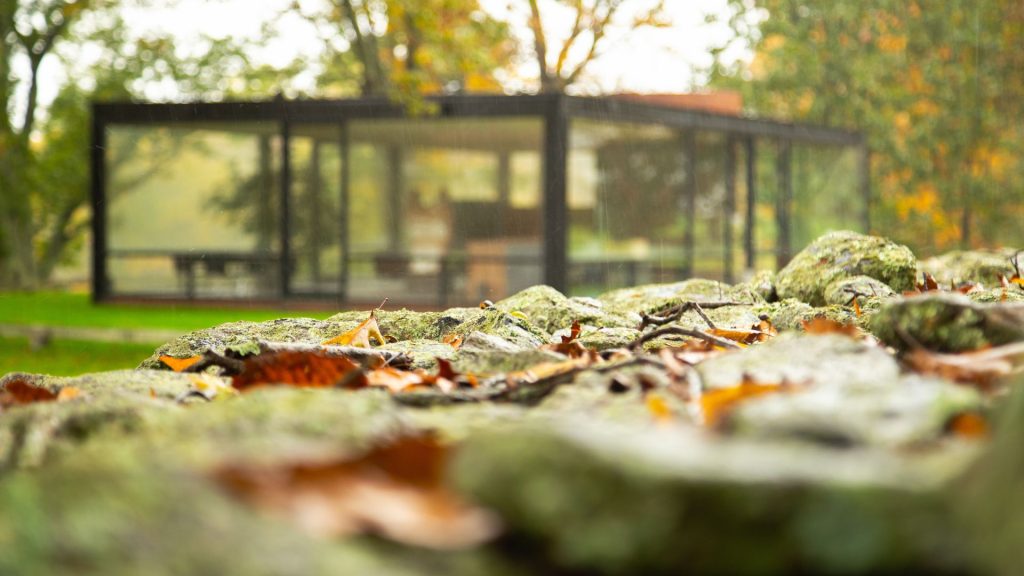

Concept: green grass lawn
[[0, 291, 331, 332], [0, 336, 158, 377], [0, 292, 338, 377]]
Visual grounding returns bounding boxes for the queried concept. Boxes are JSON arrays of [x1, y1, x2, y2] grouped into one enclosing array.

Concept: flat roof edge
[[92, 94, 863, 146]]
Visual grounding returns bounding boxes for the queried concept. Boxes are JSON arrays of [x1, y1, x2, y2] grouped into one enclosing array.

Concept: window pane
[[105, 123, 281, 299], [347, 117, 543, 306]]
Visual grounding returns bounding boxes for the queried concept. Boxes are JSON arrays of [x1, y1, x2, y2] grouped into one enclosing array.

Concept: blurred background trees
[[1, 0, 1021, 289], [706, 0, 1024, 253]]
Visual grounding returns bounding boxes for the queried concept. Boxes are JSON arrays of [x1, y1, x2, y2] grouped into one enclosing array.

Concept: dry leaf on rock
[[0, 380, 81, 409], [903, 342, 1024, 390], [322, 309, 386, 348], [159, 355, 202, 372], [698, 376, 795, 427], [211, 434, 501, 550], [801, 317, 861, 337], [231, 351, 363, 392]]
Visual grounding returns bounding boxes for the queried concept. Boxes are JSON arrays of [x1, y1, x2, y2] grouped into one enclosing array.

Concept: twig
[[640, 301, 742, 330], [184, 350, 246, 375], [628, 326, 742, 351]]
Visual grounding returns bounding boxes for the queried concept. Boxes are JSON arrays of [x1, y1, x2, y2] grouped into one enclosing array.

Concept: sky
[[28, 0, 751, 120]]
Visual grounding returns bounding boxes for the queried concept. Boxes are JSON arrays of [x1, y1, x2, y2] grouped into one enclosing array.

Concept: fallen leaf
[[232, 351, 363, 392], [801, 317, 860, 337], [322, 309, 386, 348], [442, 333, 463, 349], [0, 379, 57, 408], [56, 387, 83, 401], [646, 393, 674, 424], [904, 343, 1024, 390], [366, 367, 426, 393], [542, 320, 598, 359], [916, 272, 940, 292], [698, 377, 793, 427], [947, 412, 989, 439], [211, 434, 500, 549], [159, 355, 202, 372]]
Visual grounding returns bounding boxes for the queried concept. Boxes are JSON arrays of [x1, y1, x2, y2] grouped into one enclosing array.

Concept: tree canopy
[[707, 0, 1024, 253]]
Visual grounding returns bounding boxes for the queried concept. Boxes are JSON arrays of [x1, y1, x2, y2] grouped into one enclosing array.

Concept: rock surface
[[4, 231, 1024, 575], [776, 231, 917, 306]]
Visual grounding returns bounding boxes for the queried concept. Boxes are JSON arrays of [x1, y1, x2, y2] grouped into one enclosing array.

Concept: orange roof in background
[[612, 92, 744, 116]]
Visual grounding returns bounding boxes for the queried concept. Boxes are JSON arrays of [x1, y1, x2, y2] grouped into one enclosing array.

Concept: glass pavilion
[[91, 94, 868, 308]]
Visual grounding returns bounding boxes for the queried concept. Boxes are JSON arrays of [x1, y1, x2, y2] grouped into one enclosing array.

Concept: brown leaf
[[231, 351, 363, 392], [159, 355, 202, 372], [322, 309, 386, 348], [916, 272, 940, 292], [698, 377, 793, 427], [0, 379, 57, 408], [903, 343, 1024, 390], [366, 367, 426, 393], [211, 434, 500, 549], [543, 321, 598, 359]]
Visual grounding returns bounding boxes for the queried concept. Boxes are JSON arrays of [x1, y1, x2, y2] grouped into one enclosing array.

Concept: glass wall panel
[[751, 138, 779, 271], [105, 122, 281, 298], [347, 118, 543, 306], [693, 132, 728, 280], [567, 120, 687, 295], [289, 125, 343, 297], [791, 145, 861, 249]]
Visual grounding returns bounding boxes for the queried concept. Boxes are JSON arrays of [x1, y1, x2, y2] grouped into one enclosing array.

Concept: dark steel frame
[[90, 93, 868, 304]]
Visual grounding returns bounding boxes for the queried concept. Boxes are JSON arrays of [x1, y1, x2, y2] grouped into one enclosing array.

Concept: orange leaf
[[211, 434, 500, 549], [699, 377, 791, 427], [322, 309, 386, 348], [947, 412, 989, 439], [801, 317, 860, 336], [0, 379, 57, 408], [366, 367, 426, 393], [56, 387, 82, 401], [160, 355, 202, 372], [442, 333, 463, 349], [646, 393, 674, 424]]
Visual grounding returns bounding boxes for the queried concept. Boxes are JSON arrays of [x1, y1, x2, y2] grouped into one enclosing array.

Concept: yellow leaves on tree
[[211, 434, 500, 550]]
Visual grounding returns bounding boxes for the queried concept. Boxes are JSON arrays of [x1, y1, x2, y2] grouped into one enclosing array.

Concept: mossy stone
[[776, 231, 917, 306]]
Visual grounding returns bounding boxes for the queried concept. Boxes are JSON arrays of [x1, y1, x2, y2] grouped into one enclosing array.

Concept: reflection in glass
[[106, 123, 281, 299], [347, 118, 544, 306]]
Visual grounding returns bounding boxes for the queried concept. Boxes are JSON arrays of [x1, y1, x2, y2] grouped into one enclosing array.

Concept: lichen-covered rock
[[598, 278, 763, 317], [956, 377, 1024, 576], [729, 374, 982, 448], [870, 294, 1024, 352], [696, 333, 899, 391], [494, 285, 635, 333], [749, 299, 856, 331], [139, 316, 362, 369], [824, 275, 897, 306], [776, 231, 917, 306], [453, 418, 976, 575], [550, 325, 641, 351], [919, 250, 1017, 286], [965, 286, 1024, 304], [0, 453, 421, 576], [735, 269, 778, 303], [379, 339, 457, 370]]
